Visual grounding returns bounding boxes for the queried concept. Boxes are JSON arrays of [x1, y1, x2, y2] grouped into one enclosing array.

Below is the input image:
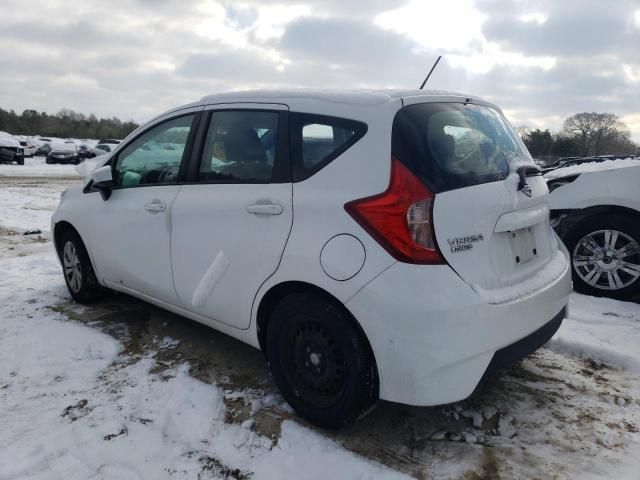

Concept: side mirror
[[91, 165, 114, 200]]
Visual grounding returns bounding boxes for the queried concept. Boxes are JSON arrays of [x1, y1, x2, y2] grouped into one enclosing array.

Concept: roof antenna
[[419, 55, 442, 89]]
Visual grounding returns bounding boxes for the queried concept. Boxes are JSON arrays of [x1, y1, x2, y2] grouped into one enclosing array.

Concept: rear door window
[[393, 103, 531, 192], [291, 113, 367, 181], [198, 110, 281, 183]]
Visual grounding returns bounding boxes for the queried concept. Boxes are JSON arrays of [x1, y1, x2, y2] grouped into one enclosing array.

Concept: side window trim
[[109, 110, 202, 190], [186, 108, 291, 184], [290, 112, 367, 182]]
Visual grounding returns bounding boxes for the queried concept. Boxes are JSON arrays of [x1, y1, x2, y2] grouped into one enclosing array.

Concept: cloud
[[482, 1, 640, 59], [0, 0, 637, 142]]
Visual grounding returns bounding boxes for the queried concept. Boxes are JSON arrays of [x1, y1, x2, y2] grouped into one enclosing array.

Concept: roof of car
[[198, 88, 480, 106], [143, 88, 499, 132]]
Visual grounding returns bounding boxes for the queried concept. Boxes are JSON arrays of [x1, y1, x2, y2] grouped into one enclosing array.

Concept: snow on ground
[[0, 174, 407, 480], [1, 166, 640, 479], [0, 156, 84, 178], [544, 157, 640, 180], [0, 254, 403, 480], [0, 178, 66, 234], [551, 295, 640, 371]]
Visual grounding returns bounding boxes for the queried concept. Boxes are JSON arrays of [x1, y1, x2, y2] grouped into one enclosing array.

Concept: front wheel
[[564, 214, 640, 300], [60, 230, 105, 303], [266, 292, 379, 429]]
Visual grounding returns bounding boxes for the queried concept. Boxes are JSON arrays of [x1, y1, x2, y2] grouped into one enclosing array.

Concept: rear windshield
[[392, 102, 531, 192]]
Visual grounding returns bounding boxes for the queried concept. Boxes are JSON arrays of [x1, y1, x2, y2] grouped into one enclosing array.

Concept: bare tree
[[562, 112, 634, 156]]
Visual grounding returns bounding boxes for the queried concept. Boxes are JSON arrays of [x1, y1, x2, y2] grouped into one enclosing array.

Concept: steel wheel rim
[[63, 241, 82, 293], [282, 320, 347, 408], [573, 229, 640, 290]]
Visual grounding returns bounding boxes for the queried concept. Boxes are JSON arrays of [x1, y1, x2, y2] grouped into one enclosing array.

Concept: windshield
[[392, 102, 533, 192]]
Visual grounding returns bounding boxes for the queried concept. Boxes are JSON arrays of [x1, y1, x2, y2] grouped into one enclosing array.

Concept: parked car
[[52, 90, 572, 428], [97, 138, 122, 145], [541, 154, 636, 174], [77, 145, 93, 159], [0, 134, 24, 165], [35, 143, 53, 156], [547, 158, 640, 299], [46, 143, 81, 164], [89, 143, 118, 158], [18, 140, 38, 157]]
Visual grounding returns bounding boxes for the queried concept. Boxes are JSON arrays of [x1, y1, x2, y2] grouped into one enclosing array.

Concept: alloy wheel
[[63, 241, 82, 293], [573, 229, 640, 290]]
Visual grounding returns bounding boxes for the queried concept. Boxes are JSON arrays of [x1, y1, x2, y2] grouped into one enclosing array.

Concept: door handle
[[144, 200, 166, 213], [246, 203, 283, 215]]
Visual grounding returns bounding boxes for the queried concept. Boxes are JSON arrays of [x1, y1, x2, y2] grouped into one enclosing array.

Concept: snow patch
[[549, 293, 640, 372], [0, 245, 408, 480], [544, 158, 640, 180], [0, 156, 83, 178]]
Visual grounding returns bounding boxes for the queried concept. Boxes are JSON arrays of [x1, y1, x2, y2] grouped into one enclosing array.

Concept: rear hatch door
[[394, 98, 561, 297]]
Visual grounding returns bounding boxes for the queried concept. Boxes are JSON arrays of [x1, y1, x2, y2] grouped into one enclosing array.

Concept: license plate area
[[509, 227, 537, 265]]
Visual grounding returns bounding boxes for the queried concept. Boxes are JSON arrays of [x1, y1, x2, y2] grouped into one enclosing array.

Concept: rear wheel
[[266, 292, 378, 429], [60, 230, 105, 303], [564, 214, 640, 299]]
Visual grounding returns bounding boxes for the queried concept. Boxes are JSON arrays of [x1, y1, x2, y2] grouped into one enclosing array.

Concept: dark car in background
[[77, 145, 93, 159], [97, 138, 122, 145], [0, 135, 24, 165], [46, 143, 81, 164], [35, 143, 53, 156]]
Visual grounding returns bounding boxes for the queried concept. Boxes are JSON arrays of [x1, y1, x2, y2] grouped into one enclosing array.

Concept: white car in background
[[18, 138, 38, 157], [52, 89, 571, 428], [91, 143, 118, 157], [547, 157, 640, 299]]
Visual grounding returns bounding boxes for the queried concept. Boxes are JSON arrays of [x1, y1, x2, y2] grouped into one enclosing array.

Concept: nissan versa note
[[52, 90, 572, 428]]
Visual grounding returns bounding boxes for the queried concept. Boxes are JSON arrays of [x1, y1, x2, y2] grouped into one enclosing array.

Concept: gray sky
[[1, 0, 639, 140]]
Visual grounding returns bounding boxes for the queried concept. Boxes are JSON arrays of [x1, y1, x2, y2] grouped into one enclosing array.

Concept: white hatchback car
[[52, 90, 571, 428]]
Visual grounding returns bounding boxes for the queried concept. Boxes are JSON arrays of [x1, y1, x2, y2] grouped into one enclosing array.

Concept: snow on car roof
[[544, 157, 640, 180], [50, 143, 77, 152], [0, 136, 20, 148]]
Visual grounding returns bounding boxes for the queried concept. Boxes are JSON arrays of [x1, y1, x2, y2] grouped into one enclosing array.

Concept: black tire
[[17, 159, 24, 165], [59, 230, 105, 303], [563, 213, 640, 300], [266, 292, 378, 429]]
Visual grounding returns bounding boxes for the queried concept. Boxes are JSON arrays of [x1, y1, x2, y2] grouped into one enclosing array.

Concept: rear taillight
[[344, 156, 444, 264]]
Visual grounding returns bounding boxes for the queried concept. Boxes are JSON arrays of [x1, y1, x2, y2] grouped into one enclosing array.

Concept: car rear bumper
[[345, 250, 572, 406]]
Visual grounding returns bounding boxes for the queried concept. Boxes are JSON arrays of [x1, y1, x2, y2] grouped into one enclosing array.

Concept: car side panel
[[549, 167, 640, 212], [250, 101, 402, 328]]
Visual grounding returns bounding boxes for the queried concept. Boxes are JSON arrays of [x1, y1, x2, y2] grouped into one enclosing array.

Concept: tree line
[[0, 107, 139, 140], [520, 112, 639, 159]]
